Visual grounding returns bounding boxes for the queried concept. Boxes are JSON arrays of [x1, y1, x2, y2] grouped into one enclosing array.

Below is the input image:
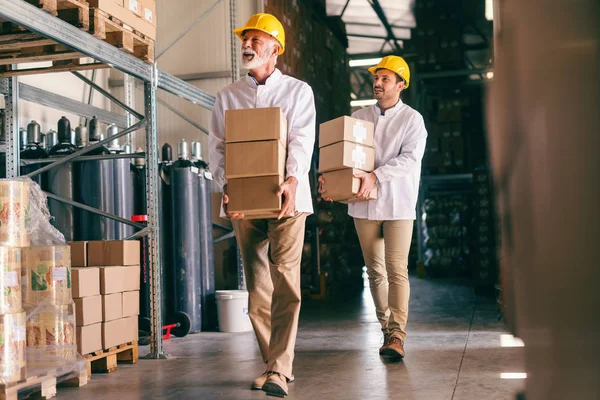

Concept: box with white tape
[[318, 141, 375, 173], [318, 116, 375, 148]]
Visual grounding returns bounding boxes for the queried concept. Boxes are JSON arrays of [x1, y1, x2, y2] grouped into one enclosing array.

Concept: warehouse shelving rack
[[0, 0, 218, 358]]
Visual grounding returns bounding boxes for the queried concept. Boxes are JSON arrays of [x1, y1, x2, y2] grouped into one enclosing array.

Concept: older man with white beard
[[208, 13, 316, 398]]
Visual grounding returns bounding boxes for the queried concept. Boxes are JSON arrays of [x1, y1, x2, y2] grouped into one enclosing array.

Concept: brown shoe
[[380, 336, 405, 359], [252, 372, 295, 390], [262, 372, 288, 397], [379, 333, 391, 355]]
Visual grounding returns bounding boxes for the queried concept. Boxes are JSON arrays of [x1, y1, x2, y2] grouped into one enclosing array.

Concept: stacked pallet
[[0, 0, 157, 76]]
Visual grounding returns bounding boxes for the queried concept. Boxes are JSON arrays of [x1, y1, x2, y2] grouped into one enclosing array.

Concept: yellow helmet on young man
[[368, 56, 411, 88], [234, 13, 286, 55]]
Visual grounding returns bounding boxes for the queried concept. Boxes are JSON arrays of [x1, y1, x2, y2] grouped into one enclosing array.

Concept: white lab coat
[[348, 100, 427, 220], [209, 68, 316, 215]]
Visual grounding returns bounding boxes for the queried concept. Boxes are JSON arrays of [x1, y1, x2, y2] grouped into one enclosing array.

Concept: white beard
[[241, 45, 273, 69]]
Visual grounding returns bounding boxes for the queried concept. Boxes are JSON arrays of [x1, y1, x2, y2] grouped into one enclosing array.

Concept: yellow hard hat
[[234, 13, 285, 55], [368, 56, 411, 88]]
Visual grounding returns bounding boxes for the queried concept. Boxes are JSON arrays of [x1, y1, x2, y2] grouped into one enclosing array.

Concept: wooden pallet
[[84, 341, 138, 377], [0, 2, 153, 76], [0, 366, 87, 400]]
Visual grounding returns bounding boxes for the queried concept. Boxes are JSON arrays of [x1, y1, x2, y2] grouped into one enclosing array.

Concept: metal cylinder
[[161, 143, 172, 162], [177, 139, 189, 160], [26, 120, 41, 145], [75, 126, 88, 149], [48, 141, 78, 241], [170, 159, 202, 333], [57, 117, 71, 143], [112, 159, 135, 240], [46, 130, 58, 152], [19, 128, 27, 151], [76, 135, 115, 241], [88, 116, 101, 142], [20, 136, 48, 188], [122, 144, 132, 154], [40, 133, 47, 150], [195, 160, 215, 330], [157, 161, 172, 327], [191, 141, 202, 161], [107, 124, 120, 152]]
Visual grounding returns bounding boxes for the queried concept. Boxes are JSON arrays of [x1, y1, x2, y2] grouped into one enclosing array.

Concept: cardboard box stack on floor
[[318, 116, 378, 203], [69, 240, 140, 353], [88, 0, 157, 40], [224, 107, 288, 219]]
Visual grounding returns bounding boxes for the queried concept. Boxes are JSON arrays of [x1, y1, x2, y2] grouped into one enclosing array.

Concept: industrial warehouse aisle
[[60, 278, 525, 400]]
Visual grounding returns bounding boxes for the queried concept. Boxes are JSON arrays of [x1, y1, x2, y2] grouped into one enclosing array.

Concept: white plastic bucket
[[215, 290, 253, 333]]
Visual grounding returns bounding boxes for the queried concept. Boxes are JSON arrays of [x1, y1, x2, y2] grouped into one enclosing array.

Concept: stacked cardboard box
[[318, 116, 377, 203], [224, 107, 288, 219], [88, 0, 156, 40], [69, 240, 140, 352]]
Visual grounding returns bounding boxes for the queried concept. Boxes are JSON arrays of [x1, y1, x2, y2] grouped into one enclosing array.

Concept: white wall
[[109, 0, 262, 161], [10, 69, 111, 138]]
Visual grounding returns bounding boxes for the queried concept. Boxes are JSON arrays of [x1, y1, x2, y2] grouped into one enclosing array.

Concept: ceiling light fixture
[[349, 57, 383, 67], [350, 99, 378, 107]]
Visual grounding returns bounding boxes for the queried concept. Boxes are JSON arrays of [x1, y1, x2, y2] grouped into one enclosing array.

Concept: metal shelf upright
[[0, 0, 216, 358]]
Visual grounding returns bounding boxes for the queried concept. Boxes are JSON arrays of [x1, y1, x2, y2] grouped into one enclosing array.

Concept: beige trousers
[[232, 213, 307, 379], [354, 218, 414, 341]]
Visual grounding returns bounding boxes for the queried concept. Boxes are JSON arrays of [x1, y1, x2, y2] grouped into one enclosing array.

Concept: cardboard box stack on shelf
[[318, 116, 377, 203], [224, 107, 288, 219], [69, 240, 140, 353], [471, 168, 499, 291], [88, 0, 157, 40]]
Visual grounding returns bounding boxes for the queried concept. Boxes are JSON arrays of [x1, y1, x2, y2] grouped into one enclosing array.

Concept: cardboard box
[[140, 0, 155, 25], [102, 293, 122, 322], [225, 140, 286, 178], [74, 295, 102, 326], [88, 240, 140, 266], [77, 323, 102, 355], [319, 116, 375, 148], [122, 291, 140, 317], [225, 108, 287, 146], [102, 316, 138, 349], [226, 175, 283, 217], [87, 0, 156, 40], [100, 266, 140, 294], [321, 168, 378, 203], [122, 266, 141, 292], [124, 0, 142, 17], [68, 241, 87, 267], [72, 267, 100, 298], [319, 142, 375, 173], [99, 267, 123, 295]]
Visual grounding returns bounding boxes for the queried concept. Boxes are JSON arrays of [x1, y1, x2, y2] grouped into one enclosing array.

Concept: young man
[[319, 56, 427, 359], [208, 13, 316, 397]]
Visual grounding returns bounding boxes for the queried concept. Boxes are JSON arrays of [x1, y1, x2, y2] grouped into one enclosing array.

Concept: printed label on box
[[3, 271, 17, 287], [129, 0, 139, 13], [53, 267, 67, 282], [14, 326, 25, 342], [144, 8, 153, 22], [352, 121, 367, 144], [352, 145, 367, 169]]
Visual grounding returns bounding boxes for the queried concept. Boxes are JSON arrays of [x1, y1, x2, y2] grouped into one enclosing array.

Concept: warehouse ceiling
[[326, 0, 416, 56]]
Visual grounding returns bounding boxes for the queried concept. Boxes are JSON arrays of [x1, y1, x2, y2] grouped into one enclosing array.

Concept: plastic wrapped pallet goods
[[0, 178, 84, 395], [0, 247, 22, 314], [22, 246, 72, 310], [0, 180, 30, 247], [0, 311, 27, 385]]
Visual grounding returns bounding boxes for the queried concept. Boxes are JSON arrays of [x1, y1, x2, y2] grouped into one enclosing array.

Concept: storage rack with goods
[[409, 0, 497, 288], [0, 0, 218, 367]]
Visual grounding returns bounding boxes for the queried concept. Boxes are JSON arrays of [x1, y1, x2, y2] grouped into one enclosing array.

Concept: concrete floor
[[59, 277, 525, 400]]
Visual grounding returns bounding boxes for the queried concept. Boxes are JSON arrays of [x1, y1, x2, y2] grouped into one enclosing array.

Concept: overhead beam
[[367, 0, 402, 53]]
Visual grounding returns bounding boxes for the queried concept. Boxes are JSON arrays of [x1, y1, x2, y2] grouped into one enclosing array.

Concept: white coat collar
[[375, 98, 404, 117], [245, 68, 282, 87]]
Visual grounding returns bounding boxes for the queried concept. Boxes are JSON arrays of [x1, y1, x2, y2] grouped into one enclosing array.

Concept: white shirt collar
[[375, 98, 404, 116], [245, 68, 282, 87]]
